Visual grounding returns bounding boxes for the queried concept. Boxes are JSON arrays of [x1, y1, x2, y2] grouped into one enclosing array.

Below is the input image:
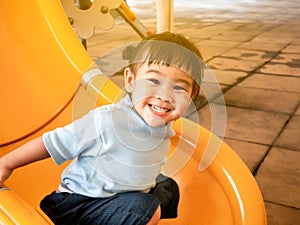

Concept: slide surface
[[0, 0, 93, 146], [0, 1, 266, 224]]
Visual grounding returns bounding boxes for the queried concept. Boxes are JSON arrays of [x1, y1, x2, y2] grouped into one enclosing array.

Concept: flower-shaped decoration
[[61, 0, 122, 39]]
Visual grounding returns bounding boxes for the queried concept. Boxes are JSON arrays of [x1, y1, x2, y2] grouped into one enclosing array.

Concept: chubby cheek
[[131, 81, 156, 101], [134, 100, 148, 115], [174, 95, 192, 116], [131, 92, 150, 115]]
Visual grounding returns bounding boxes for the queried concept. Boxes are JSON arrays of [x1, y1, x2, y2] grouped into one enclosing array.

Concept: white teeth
[[151, 105, 169, 113]]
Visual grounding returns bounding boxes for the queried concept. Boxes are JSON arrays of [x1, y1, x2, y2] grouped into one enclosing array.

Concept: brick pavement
[[87, 0, 300, 224]]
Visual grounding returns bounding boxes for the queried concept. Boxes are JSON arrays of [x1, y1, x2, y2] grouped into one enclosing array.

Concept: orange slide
[[0, 1, 266, 224]]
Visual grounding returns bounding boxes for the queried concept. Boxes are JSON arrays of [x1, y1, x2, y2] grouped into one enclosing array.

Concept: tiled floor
[[87, 0, 300, 224]]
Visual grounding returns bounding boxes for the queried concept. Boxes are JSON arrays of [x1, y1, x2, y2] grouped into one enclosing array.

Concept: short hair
[[123, 32, 204, 99]]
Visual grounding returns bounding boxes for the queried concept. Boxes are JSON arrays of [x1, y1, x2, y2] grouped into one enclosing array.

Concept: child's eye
[[174, 85, 186, 91], [148, 79, 160, 85]]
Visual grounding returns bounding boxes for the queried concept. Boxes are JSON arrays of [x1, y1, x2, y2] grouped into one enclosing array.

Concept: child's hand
[[0, 158, 12, 188]]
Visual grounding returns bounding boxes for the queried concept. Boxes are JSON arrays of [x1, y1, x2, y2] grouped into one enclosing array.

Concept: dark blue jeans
[[40, 175, 179, 225]]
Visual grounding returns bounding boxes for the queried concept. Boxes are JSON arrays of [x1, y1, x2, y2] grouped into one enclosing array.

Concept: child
[[0, 32, 204, 225]]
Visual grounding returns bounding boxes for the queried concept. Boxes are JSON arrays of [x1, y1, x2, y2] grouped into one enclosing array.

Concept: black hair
[[123, 32, 204, 100]]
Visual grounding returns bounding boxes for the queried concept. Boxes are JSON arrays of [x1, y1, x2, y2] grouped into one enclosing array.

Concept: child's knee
[[146, 206, 161, 225]]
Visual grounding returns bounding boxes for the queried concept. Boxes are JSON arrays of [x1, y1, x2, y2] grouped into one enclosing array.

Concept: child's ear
[[124, 67, 134, 93], [191, 84, 200, 100]]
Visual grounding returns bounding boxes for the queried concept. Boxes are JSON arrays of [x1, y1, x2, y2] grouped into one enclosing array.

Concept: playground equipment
[[61, 0, 152, 46], [0, 0, 267, 224]]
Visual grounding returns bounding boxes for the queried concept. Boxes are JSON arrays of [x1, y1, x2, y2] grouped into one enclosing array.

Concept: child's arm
[[0, 136, 50, 188]]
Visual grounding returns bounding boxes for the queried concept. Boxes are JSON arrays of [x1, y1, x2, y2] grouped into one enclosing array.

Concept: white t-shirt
[[43, 95, 175, 197]]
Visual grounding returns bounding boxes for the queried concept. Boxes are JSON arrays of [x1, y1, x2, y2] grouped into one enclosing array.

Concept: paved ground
[[86, 0, 300, 224]]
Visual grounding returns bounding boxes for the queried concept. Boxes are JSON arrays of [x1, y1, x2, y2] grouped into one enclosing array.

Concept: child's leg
[[146, 205, 161, 225], [40, 191, 160, 225], [150, 174, 180, 219]]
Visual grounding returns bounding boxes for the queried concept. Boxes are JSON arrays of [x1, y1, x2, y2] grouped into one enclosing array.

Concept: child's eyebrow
[[145, 69, 161, 74]]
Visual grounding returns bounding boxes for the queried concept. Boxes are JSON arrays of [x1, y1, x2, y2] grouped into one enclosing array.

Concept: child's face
[[124, 63, 194, 127]]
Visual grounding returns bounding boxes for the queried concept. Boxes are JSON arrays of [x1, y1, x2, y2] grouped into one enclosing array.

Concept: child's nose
[[155, 85, 173, 102]]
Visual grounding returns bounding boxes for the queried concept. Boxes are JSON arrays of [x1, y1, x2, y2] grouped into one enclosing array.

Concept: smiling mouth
[[149, 104, 171, 113]]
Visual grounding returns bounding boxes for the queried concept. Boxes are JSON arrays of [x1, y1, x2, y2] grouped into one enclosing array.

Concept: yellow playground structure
[[0, 1, 267, 224]]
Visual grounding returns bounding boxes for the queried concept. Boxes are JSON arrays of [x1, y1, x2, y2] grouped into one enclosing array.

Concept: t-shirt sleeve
[[42, 109, 101, 165]]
